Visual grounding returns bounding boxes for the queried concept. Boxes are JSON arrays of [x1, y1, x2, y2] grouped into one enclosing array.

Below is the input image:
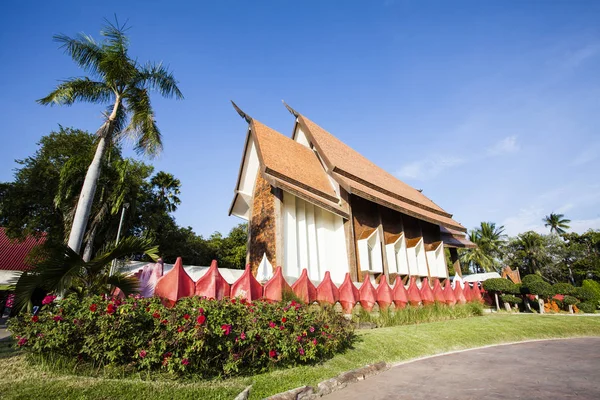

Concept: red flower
[[139, 350, 147, 358], [296, 335, 302, 342], [196, 315, 206, 325], [106, 303, 116, 315], [281, 317, 287, 323], [279, 325, 284, 330], [231, 299, 236, 304], [89, 304, 97, 312], [183, 314, 190, 320], [161, 319, 169, 325], [53, 315, 64, 322], [269, 321, 276, 328], [198, 307, 205, 314], [309, 326, 315, 333], [145, 307, 150, 312], [299, 348, 305, 356], [312, 339, 317, 346], [152, 311, 160, 319], [181, 358, 189, 366], [324, 324, 329, 329], [177, 327, 183, 333], [17, 337, 28, 347], [221, 324, 232, 336], [31, 315, 39, 323], [269, 350, 277, 358], [73, 319, 79, 325], [42, 295, 56, 305], [240, 332, 246, 340]]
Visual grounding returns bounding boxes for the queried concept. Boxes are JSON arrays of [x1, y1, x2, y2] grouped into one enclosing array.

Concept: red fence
[[153, 257, 485, 312]]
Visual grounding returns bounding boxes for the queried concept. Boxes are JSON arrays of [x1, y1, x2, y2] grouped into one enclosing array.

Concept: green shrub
[[353, 302, 483, 328], [552, 283, 575, 296], [581, 280, 600, 300], [521, 274, 544, 286], [483, 278, 512, 293], [522, 281, 553, 298], [574, 287, 596, 302], [500, 294, 522, 305], [562, 295, 579, 306], [577, 302, 597, 314], [8, 294, 355, 377]]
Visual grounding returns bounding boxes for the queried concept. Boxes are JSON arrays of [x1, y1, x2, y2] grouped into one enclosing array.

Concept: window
[[358, 230, 383, 273]]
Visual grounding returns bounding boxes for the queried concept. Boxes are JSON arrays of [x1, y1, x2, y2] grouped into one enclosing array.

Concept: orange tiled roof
[[296, 114, 466, 232], [251, 119, 340, 205]]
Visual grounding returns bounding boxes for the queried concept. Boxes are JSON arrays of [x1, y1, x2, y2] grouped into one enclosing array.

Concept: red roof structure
[[0, 227, 46, 271]]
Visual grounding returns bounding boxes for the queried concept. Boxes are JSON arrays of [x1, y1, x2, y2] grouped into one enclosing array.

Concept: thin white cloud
[[563, 43, 600, 69], [572, 142, 600, 166], [487, 135, 519, 156], [396, 156, 465, 181]]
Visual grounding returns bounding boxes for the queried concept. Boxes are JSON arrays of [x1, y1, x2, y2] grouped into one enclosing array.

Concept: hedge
[[500, 294, 522, 305], [8, 294, 355, 377], [577, 302, 597, 314], [552, 283, 575, 296]]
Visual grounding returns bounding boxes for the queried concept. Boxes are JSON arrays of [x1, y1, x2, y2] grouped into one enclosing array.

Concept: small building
[[229, 103, 474, 284]]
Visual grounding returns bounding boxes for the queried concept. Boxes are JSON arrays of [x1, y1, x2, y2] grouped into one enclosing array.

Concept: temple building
[[229, 102, 475, 285]]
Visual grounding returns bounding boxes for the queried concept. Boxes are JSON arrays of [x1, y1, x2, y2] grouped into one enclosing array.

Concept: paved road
[[323, 337, 600, 400]]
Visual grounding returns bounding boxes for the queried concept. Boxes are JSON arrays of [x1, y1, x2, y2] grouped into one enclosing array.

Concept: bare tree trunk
[[494, 292, 500, 312], [82, 224, 97, 262], [67, 98, 120, 254], [67, 137, 108, 254]]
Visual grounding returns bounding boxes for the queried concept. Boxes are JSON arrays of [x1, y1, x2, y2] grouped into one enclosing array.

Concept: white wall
[[407, 239, 429, 277], [283, 191, 348, 284], [231, 135, 260, 220], [425, 243, 448, 278], [385, 234, 409, 275]]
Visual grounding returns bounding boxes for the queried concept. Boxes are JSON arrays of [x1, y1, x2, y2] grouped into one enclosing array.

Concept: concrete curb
[[266, 361, 388, 400], [234, 385, 252, 400]]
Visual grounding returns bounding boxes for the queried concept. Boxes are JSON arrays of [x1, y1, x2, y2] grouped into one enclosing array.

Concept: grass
[[353, 302, 484, 327], [1, 314, 599, 399]]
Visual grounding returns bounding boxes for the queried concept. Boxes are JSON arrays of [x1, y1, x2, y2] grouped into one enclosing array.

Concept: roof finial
[[231, 101, 252, 123], [282, 100, 299, 117]]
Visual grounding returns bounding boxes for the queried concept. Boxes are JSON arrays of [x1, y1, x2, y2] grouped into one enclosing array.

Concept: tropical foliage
[[460, 222, 506, 272], [11, 236, 158, 312], [8, 295, 354, 377], [543, 213, 571, 235], [38, 18, 183, 254]]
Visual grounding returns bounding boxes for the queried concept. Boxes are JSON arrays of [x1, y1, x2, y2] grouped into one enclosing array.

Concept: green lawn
[[1, 314, 599, 399]]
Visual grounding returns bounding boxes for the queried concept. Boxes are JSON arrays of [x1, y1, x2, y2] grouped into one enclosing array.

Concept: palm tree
[[38, 18, 183, 254], [513, 231, 548, 275], [151, 171, 181, 213], [460, 222, 506, 273], [12, 236, 159, 311], [543, 213, 571, 235]]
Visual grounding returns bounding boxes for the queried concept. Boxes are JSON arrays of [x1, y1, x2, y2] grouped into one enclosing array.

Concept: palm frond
[[10, 272, 39, 312], [106, 272, 140, 295], [34, 245, 87, 294], [53, 33, 103, 77], [101, 16, 130, 56], [124, 88, 163, 156], [38, 78, 113, 106], [86, 236, 159, 274], [137, 62, 184, 99]]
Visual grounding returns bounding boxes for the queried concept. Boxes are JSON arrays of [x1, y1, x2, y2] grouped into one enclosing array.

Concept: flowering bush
[[8, 294, 354, 377]]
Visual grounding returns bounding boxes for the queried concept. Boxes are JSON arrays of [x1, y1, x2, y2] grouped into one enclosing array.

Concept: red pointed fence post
[[392, 277, 409, 309], [291, 269, 317, 304], [407, 276, 422, 307], [454, 281, 467, 305], [432, 278, 446, 304], [419, 277, 435, 306], [463, 282, 473, 303], [358, 277, 378, 312], [263, 266, 293, 303], [472, 281, 484, 303], [194, 260, 231, 300], [443, 279, 457, 306], [231, 264, 263, 302], [316, 271, 339, 306], [376, 275, 393, 310], [338, 273, 359, 314], [154, 257, 195, 307]]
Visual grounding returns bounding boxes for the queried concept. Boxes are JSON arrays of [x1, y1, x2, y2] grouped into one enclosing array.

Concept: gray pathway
[[323, 337, 600, 400]]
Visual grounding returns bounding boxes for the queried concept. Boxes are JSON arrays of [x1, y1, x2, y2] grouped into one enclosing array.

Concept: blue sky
[[1, 1, 599, 237]]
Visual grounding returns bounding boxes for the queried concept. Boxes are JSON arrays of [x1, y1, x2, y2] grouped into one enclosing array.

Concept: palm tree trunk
[[82, 224, 97, 262], [67, 98, 120, 254]]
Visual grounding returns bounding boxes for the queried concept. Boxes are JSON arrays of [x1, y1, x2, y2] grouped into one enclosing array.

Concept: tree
[[151, 171, 181, 213], [460, 222, 506, 273], [543, 213, 571, 235], [38, 18, 183, 254], [505, 231, 551, 277], [12, 236, 159, 311]]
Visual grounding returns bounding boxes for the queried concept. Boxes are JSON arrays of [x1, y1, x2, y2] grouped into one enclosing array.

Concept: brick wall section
[[249, 173, 277, 275]]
